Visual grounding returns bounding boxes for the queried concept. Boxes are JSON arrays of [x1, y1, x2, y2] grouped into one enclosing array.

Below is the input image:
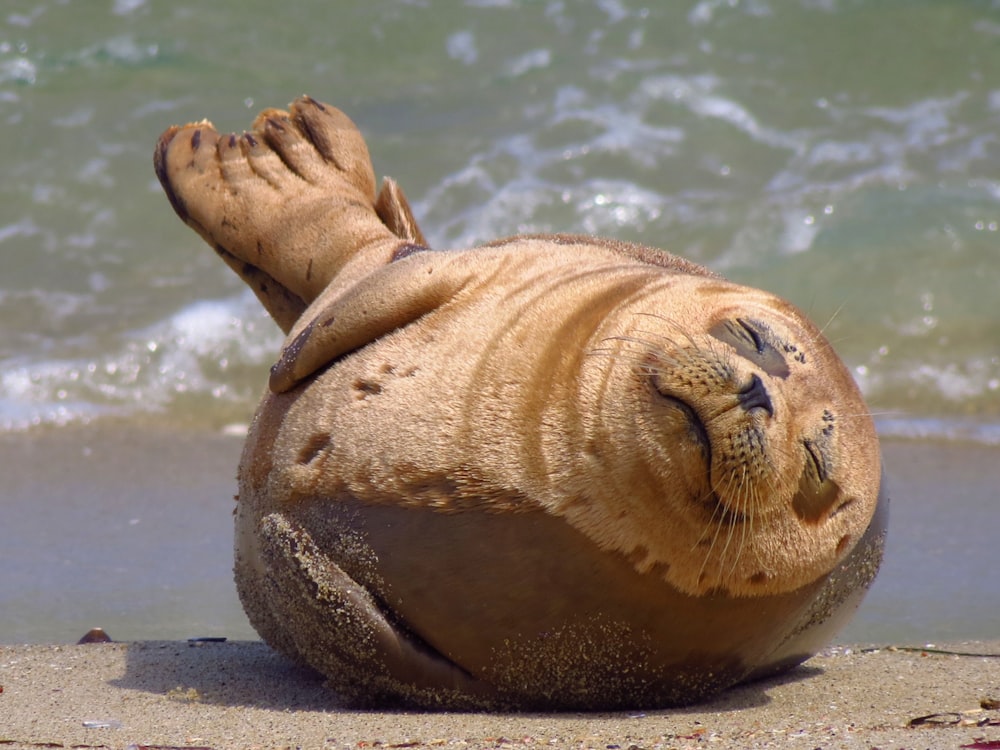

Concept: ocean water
[[2, 0, 998, 438], [1, 1, 999, 645]]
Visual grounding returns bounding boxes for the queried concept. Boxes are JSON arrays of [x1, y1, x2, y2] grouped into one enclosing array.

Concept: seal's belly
[[258, 486, 886, 710]]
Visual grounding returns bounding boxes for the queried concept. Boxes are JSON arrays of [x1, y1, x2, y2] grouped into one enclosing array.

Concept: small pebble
[[77, 627, 112, 644], [82, 719, 122, 729]]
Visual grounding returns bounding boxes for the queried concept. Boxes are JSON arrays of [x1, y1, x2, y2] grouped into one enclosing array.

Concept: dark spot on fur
[[270, 321, 314, 392], [306, 257, 313, 281], [748, 571, 769, 585], [191, 129, 201, 149], [228, 133, 237, 148], [626, 546, 649, 568], [836, 534, 852, 555], [297, 433, 331, 465], [403, 473, 461, 500], [560, 494, 590, 510], [391, 243, 430, 262], [354, 379, 383, 396], [821, 410, 835, 437], [244, 133, 258, 148], [304, 95, 326, 111], [267, 117, 286, 132], [830, 497, 856, 518], [648, 560, 671, 579], [703, 585, 731, 597]]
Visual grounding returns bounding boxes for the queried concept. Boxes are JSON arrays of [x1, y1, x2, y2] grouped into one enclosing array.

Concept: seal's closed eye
[[793, 428, 842, 523], [709, 317, 790, 379]]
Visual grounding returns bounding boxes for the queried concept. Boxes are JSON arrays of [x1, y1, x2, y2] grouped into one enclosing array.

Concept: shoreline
[[3, 423, 999, 645], [1, 639, 998, 749], [3, 423, 999, 748]]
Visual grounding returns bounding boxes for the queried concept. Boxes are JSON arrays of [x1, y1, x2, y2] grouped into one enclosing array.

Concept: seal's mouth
[[657, 393, 747, 524], [659, 394, 711, 460]]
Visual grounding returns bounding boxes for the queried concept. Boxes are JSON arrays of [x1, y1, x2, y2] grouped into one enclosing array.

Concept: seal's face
[[586, 278, 881, 599]]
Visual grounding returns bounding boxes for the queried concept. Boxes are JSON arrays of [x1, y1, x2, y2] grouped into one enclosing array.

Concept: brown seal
[[154, 96, 887, 710]]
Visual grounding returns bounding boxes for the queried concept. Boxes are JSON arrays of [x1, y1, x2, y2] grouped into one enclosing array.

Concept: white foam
[[0, 292, 282, 432]]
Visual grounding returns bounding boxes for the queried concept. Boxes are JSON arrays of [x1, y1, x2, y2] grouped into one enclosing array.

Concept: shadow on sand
[[109, 639, 824, 715]]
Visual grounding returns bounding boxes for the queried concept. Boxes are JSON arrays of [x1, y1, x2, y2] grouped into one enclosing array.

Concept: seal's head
[[569, 273, 881, 599]]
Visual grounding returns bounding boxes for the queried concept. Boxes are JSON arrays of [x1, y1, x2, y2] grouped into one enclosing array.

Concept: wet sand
[[2, 424, 999, 748]]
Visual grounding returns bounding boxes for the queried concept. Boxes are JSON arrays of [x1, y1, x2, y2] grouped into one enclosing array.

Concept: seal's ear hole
[[709, 318, 790, 379]]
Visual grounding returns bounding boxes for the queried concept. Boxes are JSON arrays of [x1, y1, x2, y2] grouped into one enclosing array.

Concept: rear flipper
[[154, 96, 426, 333]]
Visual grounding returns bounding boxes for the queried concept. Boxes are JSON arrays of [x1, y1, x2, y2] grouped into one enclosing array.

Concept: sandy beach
[[1, 639, 998, 749], [2, 425, 999, 749]]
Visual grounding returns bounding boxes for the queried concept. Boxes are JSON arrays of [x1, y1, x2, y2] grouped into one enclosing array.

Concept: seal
[[154, 96, 887, 710]]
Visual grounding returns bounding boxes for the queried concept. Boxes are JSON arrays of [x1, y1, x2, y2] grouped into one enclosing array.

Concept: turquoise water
[[1, 0, 998, 438], [1, 2, 999, 646]]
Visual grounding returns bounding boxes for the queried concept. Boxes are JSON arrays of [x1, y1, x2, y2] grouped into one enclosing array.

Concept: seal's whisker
[[817, 299, 849, 338], [708, 466, 744, 578], [633, 310, 689, 330], [745, 481, 769, 574], [718, 485, 743, 577], [620, 331, 708, 370], [587, 336, 660, 367], [693, 487, 725, 550], [694, 483, 731, 586], [630, 320, 697, 348], [591, 334, 674, 359], [838, 410, 895, 420], [728, 465, 754, 579]]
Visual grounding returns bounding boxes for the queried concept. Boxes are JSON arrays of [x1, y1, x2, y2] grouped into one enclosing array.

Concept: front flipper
[[240, 510, 501, 709], [269, 251, 478, 393]]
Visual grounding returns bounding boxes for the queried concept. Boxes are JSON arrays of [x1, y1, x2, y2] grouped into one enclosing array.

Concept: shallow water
[[1, 1, 999, 643]]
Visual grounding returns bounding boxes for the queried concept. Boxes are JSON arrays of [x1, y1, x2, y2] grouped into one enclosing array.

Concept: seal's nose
[[737, 374, 774, 417]]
